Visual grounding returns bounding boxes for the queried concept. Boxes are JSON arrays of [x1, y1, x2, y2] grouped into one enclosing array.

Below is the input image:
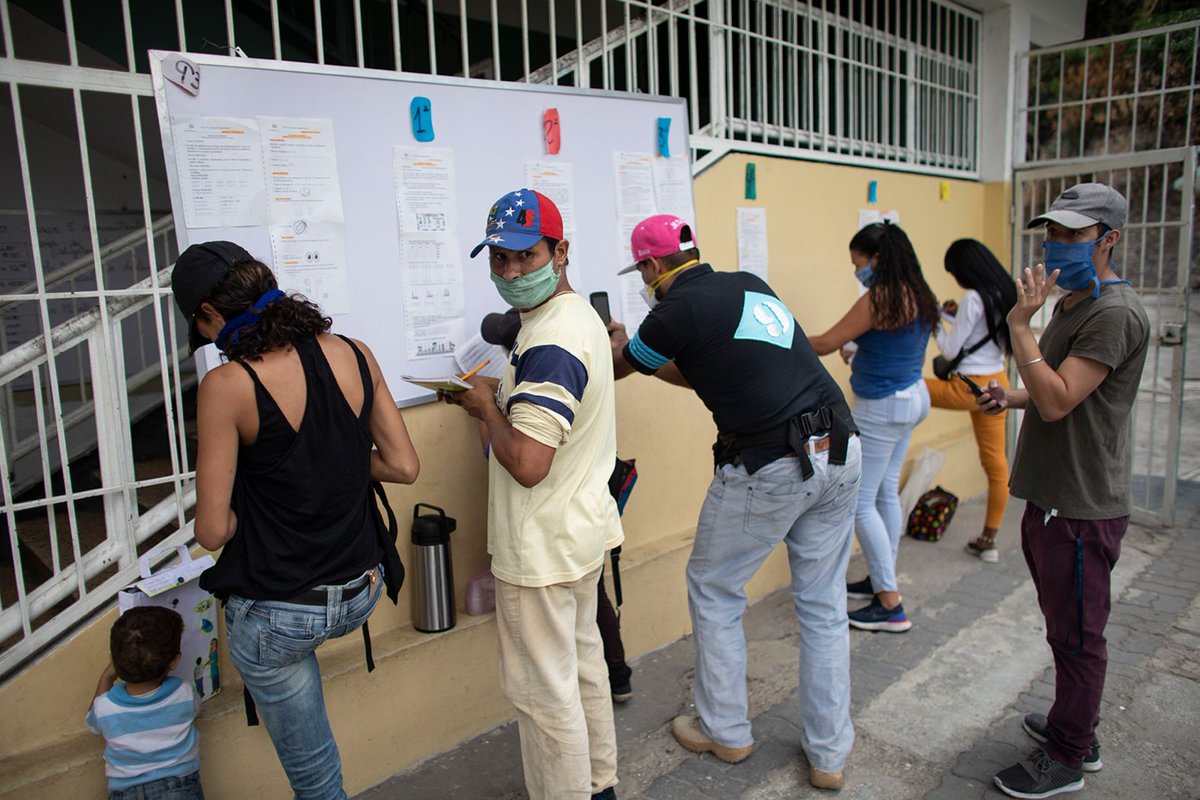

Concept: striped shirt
[[85, 677, 201, 791], [488, 292, 624, 587]]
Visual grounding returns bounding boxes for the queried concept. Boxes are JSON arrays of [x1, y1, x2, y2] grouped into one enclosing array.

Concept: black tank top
[[200, 335, 383, 600]]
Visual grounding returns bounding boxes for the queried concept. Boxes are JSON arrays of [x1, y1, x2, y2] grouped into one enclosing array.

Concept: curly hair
[[195, 259, 331, 360], [111, 607, 183, 684], [849, 222, 940, 331]]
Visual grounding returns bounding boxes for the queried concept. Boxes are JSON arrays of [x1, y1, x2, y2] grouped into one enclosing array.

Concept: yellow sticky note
[[939, 181, 950, 201]]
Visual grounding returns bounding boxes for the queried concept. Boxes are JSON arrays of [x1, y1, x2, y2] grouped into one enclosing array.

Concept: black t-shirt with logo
[[622, 264, 853, 470]]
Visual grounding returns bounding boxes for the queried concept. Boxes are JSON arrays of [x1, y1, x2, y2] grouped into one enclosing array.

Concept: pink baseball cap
[[617, 214, 698, 274]]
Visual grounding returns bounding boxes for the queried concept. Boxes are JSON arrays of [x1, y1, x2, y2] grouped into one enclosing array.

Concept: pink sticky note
[[543, 109, 561, 155]]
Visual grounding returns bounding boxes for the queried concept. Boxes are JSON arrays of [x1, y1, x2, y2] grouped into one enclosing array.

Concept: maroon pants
[[1020, 502, 1127, 769]]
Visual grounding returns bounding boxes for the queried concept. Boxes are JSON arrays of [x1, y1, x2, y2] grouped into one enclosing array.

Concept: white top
[[935, 289, 1006, 375], [488, 293, 624, 587]]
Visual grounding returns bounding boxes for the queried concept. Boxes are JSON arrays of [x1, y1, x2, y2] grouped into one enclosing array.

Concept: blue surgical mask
[[490, 257, 560, 309], [854, 265, 875, 287], [1042, 237, 1103, 297]]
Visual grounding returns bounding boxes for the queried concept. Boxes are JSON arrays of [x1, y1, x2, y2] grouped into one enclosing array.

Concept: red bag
[[906, 485, 958, 542]]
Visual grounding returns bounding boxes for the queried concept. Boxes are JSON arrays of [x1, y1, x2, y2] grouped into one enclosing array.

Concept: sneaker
[[994, 747, 1084, 798], [846, 575, 874, 600], [848, 597, 912, 632], [591, 788, 617, 800], [966, 538, 1000, 564], [1023, 713, 1102, 772], [611, 680, 633, 704], [670, 714, 754, 763], [809, 766, 844, 790]]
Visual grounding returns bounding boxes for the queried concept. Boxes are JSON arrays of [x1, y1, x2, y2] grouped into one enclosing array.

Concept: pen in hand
[[459, 359, 491, 381]]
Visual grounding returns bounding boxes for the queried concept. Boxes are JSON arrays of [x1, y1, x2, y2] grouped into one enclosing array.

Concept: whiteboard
[[149, 51, 694, 406]]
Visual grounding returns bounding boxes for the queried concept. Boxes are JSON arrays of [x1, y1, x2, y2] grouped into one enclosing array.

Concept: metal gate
[[1011, 147, 1196, 526]]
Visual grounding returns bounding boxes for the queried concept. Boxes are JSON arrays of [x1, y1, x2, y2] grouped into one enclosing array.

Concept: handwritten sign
[[656, 117, 671, 158], [164, 56, 201, 96], [411, 96, 435, 142], [543, 108, 561, 154]]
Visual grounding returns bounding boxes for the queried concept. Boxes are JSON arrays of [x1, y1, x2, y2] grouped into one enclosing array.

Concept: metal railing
[[1016, 19, 1200, 166], [0, 0, 981, 678]]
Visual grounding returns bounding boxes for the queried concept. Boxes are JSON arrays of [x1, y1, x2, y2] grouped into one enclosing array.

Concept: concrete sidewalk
[[358, 489, 1200, 800]]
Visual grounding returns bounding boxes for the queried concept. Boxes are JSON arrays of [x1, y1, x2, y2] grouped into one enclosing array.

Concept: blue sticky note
[[411, 96, 434, 142], [656, 117, 671, 158], [745, 163, 757, 200], [868, 180, 878, 203]]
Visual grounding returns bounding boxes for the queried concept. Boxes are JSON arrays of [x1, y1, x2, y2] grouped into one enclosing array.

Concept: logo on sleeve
[[733, 291, 795, 349]]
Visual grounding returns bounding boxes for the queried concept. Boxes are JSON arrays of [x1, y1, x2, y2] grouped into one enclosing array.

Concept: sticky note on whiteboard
[[656, 117, 671, 158], [411, 96, 435, 142], [165, 56, 201, 95], [543, 108, 561, 154], [939, 181, 950, 201]]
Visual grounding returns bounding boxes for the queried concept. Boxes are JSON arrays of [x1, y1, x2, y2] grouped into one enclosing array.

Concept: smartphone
[[589, 291, 612, 325], [957, 372, 984, 397]]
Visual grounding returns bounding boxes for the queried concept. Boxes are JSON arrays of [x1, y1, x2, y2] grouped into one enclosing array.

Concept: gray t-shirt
[[1009, 282, 1149, 520]]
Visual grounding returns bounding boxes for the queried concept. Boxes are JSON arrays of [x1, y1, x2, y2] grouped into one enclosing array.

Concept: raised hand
[[1007, 263, 1061, 330]]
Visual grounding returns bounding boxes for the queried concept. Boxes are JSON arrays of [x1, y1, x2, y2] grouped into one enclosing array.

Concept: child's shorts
[[109, 770, 203, 800]]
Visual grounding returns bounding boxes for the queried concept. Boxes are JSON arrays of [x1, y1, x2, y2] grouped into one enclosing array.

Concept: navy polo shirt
[[623, 264, 853, 467]]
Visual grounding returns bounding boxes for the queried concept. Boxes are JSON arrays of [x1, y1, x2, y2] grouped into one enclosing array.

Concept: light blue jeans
[[224, 567, 383, 800], [853, 380, 931, 594], [687, 437, 861, 772]]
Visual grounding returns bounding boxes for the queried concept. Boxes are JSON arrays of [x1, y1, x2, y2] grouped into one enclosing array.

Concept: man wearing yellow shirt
[[445, 188, 623, 800]]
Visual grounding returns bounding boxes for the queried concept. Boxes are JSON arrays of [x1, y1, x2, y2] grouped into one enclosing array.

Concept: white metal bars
[[0, 0, 982, 678], [1016, 19, 1200, 166]]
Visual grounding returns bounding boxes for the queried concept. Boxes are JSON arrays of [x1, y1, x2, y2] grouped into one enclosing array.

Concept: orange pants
[[924, 369, 1009, 530]]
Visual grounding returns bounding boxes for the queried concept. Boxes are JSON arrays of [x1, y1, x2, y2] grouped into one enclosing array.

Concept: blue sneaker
[[592, 788, 617, 800], [848, 597, 912, 632], [846, 575, 874, 600]]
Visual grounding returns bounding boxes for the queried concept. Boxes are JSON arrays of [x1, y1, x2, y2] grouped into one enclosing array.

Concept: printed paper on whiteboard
[[393, 147, 458, 235], [171, 116, 267, 228], [736, 207, 769, 280]]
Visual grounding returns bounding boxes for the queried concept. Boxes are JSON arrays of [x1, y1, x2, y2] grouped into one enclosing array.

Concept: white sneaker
[[966, 539, 999, 564]]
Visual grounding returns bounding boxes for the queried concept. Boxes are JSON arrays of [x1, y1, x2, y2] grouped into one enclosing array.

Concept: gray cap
[[1027, 182, 1127, 231]]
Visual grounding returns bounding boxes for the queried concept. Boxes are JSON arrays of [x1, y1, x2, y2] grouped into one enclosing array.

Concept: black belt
[[283, 572, 373, 606], [715, 406, 852, 481]]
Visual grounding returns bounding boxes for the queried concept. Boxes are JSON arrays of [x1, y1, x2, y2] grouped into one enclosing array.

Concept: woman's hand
[[941, 299, 958, 316], [1008, 264, 1061, 330], [977, 379, 1007, 415]]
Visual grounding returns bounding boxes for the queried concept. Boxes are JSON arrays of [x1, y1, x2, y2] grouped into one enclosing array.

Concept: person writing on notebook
[[172, 241, 419, 800], [440, 189, 623, 800]]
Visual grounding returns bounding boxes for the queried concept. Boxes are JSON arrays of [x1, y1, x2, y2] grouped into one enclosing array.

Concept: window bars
[[0, 0, 979, 678], [1016, 19, 1200, 165]]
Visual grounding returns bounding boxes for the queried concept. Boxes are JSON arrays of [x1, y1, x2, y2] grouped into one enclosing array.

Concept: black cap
[[171, 241, 254, 351], [480, 307, 521, 351]]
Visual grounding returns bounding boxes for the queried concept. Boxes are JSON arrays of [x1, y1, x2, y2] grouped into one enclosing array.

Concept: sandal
[[966, 533, 999, 563]]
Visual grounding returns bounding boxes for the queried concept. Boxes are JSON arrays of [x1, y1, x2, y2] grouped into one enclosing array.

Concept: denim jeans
[[109, 771, 203, 800], [224, 567, 383, 800], [853, 380, 930, 594], [687, 437, 861, 772]]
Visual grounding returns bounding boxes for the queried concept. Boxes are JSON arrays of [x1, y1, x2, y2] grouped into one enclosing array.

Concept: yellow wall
[[0, 154, 1011, 798]]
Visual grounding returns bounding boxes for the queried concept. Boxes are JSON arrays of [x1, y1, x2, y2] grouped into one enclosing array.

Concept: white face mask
[[640, 284, 659, 310]]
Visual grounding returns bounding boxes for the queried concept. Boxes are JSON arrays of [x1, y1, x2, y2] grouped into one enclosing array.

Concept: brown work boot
[[670, 715, 754, 763], [809, 766, 845, 790]]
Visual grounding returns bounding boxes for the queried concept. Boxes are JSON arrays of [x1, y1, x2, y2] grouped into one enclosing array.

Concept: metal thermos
[[411, 503, 457, 633]]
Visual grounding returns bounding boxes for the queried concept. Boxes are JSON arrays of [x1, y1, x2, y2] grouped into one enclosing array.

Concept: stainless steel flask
[[411, 503, 457, 633]]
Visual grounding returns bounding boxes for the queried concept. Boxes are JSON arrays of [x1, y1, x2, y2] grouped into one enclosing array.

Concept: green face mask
[[490, 257, 560, 309]]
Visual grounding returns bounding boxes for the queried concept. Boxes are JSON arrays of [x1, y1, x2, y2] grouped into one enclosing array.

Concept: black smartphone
[[589, 291, 612, 325], [957, 372, 984, 397]]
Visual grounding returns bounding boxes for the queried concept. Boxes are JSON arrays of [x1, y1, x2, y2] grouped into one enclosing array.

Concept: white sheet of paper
[[393, 147, 458, 235], [454, 333, 508, 380], [736, 207, 769, 280], [171, 116, 267, 228], [616, 214, 650, 333], [259, 117, 345, 223], [524, 161, 578, 233], [269, 220, 351, 315], [652, 156, 695, 222], [612, 152, 657, 219], [399, 232, 466, 360], [857, 208, 900, 229]]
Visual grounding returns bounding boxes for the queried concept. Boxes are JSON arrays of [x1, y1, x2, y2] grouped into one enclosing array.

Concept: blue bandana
[[215, 289, 285, 352]]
